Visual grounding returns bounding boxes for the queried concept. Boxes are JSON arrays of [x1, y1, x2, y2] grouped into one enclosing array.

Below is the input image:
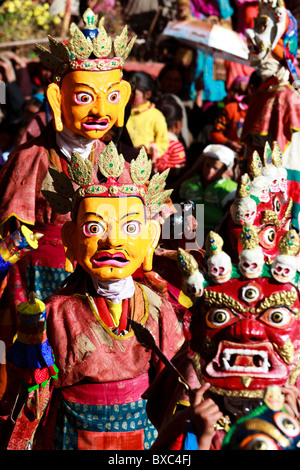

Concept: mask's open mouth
[[83, 118, 109, 131], [93, 251, 130, 267], [205, 341, 287, 378], [222, 347, 269, 373]]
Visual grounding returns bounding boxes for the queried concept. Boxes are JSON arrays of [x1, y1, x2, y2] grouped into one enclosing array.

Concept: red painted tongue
[[235, 355, 254, 367]]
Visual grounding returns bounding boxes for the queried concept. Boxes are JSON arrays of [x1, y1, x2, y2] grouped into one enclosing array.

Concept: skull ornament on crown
[[177, 222, 300, 419], [205, 232, 232, 284], [271, 229, 300, 283], [226, 142, 294, 264], [238, 224, 265, 279]]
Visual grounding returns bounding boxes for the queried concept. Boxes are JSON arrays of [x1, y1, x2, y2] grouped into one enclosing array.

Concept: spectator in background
[[0, 55, 25, 130], [126, 71, 169, 162], [1, 51, 33, 100], [154, 97, 187, 178], [187, 0, 234, 104], [157, 63, 188, 100], [210, 75, 249, 160], [157, 66, 192, 148], [179, 144, 237, 234]]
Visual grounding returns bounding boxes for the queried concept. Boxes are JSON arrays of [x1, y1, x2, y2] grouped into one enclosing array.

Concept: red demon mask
[[190, 276, 300, 399]]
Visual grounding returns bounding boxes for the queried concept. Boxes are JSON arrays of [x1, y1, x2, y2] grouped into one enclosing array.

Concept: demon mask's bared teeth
[[221, 348, 270, 373]]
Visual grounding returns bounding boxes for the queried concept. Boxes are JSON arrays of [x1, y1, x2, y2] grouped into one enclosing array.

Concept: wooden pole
[[0, 37, 68, 49], [61, 0, 72, 38]]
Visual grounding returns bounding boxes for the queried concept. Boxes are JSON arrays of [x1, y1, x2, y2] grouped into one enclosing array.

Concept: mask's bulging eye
[[273, 195, 281, 214], [241, 434, 279, 450], [274, 412, 300, 438], [83, 221, 106, 236], [107, 91, 120, 103], [260, 307, 294, 328], [259, 226, 276, 248], [75, 92, 94, 105], [122, 221, 141, 235], [207, 309, 233, 327], [240, 284, 260, 303]]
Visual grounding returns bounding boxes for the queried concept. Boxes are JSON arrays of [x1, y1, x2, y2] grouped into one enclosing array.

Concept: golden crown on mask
[[42, 142, 173, 220], [35, 8, 136, 83]]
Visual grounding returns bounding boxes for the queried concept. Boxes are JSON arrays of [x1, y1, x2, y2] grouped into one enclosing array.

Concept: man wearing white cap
[[180, 144, 238, 234]]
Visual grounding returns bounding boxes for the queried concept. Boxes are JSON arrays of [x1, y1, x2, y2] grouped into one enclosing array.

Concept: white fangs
[[221, 348, 270, 374]]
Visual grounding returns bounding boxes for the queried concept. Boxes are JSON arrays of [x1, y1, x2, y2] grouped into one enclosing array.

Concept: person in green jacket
[[180, 144, 237, 235]]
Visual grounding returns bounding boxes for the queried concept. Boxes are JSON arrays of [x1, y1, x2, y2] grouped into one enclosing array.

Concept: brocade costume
[[0, 275, 185, 450], [241, 78, 300, 165], [0, 123, 105, 347]]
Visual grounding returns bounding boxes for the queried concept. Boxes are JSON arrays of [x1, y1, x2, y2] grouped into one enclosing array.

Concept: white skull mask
[[271, 254, 298, 283], [231, 197, 257, 225], [184, 270, 205, 298], [277, 166, 288, 195], [238, 247, 265, 278], [207, 251, 232, 284], [251, 175, 270, 202], [262, 165, 280, 192]]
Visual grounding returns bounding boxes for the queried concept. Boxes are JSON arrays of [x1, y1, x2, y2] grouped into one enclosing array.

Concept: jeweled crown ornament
[[230, 173, 257, 226], [206, 231, 232, 284], [41, 142, 172, 219], [238, 224, 265, 279], [35, 8, 136, 82], [226, 141, 294, 264], [177, 247, 205, 298], [271, 229, 300, 283]]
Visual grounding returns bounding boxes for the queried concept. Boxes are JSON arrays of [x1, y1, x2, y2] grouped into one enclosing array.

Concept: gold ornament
[[203, 290, 247, 313], [130, 149, 152, 186], [249, 151, 263, 178], [67, 152, 93, 186], [256, 289, 298, 313], [205, 231, 224, 256], [239, 224, 259, 250], [177, 248, 199, 277], [274, 338, 295, 365], [244, 419, 290, 448], [42, 143, 172, 219], [261, 209, 280, 227], [282, 197, 293, 224], [278, 229, 300, 256], [35, 8, 136, 81], [98, 142, 125, 179], [237, 173, 251, 198], [272, 141, 283, 168]]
